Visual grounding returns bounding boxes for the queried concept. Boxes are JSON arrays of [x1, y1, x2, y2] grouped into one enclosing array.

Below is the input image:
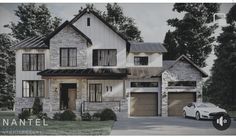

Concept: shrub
[[32, 97, 42, 115], [81, 112, 91, 121], [18, 110, 30, 120], [100, 108, 117, 121], [53, 112, 61, 120], [92, 112, 101, 120], [37, 112, 48, 119], [60, 110, 76, 121]]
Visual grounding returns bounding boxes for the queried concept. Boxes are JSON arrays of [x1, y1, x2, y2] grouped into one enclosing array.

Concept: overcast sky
[[0, 3, 234, 75]]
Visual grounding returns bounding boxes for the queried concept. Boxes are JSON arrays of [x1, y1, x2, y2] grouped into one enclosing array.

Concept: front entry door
[[68, 89, 76, 110]]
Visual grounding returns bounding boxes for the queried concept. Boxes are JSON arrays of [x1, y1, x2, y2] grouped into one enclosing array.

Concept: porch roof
[[37, 68, 128, 78]]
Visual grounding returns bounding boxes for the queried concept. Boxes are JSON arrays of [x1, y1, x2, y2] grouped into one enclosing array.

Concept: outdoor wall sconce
[[162, 92, 167, 98], [54, 87, 58, 94], [197, 92, 202, 98]]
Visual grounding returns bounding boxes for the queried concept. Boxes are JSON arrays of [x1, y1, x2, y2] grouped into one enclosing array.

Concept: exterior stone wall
[[15, 98, 35, 115], [161, 60, 204, 117], [49, 25, 88, 69]]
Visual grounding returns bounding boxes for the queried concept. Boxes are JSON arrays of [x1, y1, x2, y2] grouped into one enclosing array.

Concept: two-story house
[[14, 8, 208, 117]]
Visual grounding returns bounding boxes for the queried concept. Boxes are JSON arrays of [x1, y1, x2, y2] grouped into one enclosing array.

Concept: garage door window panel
[[131, 82, 158, 87]]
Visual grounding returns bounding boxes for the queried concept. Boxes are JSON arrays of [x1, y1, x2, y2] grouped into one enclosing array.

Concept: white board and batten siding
[[15, 49, 49, 97], [72, 13, 127, 68]]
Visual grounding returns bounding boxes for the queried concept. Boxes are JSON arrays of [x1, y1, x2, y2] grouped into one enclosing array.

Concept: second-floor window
[[60, 48, 77, 67], [134, 56, 148, 65], [22, 54, 45, 71], [93, 49, 117, 66]]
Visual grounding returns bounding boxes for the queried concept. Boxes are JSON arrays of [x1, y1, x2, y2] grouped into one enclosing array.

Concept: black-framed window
[[22, 108, 33, 114], [89, 84, 102, 102], [168, 81, 197, 87], [60, 48, 77, 67], [87, 18, 90, 26], [22, 80, 44, 97], [131, 82, 158, 87], [134, 56, 148, 65], [22, 54, 45, 71], [93, 49, 117, 66]]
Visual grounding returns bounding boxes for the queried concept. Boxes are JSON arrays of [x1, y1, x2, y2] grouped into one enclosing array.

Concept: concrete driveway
[[111, 112, 236, 135]]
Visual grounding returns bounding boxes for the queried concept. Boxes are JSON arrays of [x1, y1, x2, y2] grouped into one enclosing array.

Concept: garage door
[[130, 93, 158, 116], [168, 92, 196, 116]]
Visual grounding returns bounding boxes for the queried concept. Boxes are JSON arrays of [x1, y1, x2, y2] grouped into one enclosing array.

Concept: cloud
[[0, 5, 18, 34]]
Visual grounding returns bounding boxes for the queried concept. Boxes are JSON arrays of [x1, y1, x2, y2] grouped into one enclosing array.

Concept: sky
[[0, 3, 234, 75]]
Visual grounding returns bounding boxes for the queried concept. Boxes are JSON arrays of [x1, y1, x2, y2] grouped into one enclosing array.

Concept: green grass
[[0, 112, 114, 135]]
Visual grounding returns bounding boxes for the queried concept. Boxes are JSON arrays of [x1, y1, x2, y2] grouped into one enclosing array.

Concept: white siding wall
[[73, 13, 127, 68], [15, 49, 49, 97], [127, 52, 163, 67]]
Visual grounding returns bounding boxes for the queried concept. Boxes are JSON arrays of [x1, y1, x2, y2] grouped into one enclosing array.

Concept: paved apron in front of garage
[[111, 112, 236, 135]]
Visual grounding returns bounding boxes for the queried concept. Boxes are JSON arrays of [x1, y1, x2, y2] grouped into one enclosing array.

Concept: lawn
[[0, 111, 114, 135]]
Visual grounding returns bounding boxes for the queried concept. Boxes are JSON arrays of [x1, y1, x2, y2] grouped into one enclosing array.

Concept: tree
[[5, 3, 61, 40], [32, 97, 42, 115], [206, 4, 236, 110], [0, 34, 14, 109], [163, 3, 220, 68], [163, 30, 178, 60], [81, 3, 143, 42]]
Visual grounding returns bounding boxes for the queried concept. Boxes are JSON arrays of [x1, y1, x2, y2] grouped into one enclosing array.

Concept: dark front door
[[60, 83, 77, 110]]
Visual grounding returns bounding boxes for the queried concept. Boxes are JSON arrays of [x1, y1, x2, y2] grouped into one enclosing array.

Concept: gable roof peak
[[162, 55, 208, 77], [70, 8, 129, 44], [44, 20, 92, 45]]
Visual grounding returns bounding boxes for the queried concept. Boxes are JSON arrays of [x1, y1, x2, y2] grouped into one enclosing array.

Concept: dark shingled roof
[[37, 68, 128, 78], [130, 42, 167, 53], [14, 36, 48, 49]]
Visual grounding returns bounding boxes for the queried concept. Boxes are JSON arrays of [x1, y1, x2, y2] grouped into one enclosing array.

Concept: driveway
[[111, 112, 236, 135]]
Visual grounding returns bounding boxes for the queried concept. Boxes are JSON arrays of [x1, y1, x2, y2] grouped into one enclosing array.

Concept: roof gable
[[162, 55, 208, 77], [70, 8, 129, 45], [44, 20, 92, 45]]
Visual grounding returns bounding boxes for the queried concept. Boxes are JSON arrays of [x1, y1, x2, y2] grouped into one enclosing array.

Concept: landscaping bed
[[0, 112, 114, 135]]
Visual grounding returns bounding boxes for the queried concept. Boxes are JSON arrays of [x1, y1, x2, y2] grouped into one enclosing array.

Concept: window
[[22, 108, 33, 114], [87, 18, 90, 26], [131, 82, 158, 87], [168, 81, 197, 87], [22, 54, 45, 71], [22, 80, 44, 97], [60, 48, 77, 67], [93, 49, 117, 66], [134, 56, 148, 65], [89, 84, 102, 102]]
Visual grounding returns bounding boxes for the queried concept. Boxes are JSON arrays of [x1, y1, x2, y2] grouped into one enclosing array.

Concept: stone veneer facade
[[161, 60, 203, 117]]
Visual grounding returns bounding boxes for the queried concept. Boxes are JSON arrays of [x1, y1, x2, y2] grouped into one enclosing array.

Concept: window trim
[[89, 84, 102, 102], [134, 56, 149, 66], [130, 82, 159, 88], [22, 80, 45, 98], [22, 53, 45, 71], [60, 48, 77, 67], [92, 49, 117, 66]]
